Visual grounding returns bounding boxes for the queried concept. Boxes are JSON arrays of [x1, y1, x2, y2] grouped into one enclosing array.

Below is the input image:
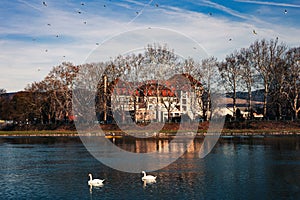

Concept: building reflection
[[112, 137, 204, 156], [135, 139, 157, 153]]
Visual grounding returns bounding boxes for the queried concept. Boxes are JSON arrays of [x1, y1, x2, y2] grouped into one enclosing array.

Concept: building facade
[[108, 74, 204, 123]]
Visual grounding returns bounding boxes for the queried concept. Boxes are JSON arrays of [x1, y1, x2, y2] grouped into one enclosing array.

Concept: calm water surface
[[0, 136, 300, 200]]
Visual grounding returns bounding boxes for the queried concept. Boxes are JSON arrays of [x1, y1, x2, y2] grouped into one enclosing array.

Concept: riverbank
[[0, 121, 299, 137], [0, 130, 78, 137], [0, 128, 299, 137]]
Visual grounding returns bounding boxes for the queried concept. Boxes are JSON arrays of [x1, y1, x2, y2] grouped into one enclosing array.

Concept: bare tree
[[238, 48, 256, 119], [26, 80, 53, 123], [269, 58, 289, 119], [248, 38, 287, 118], [285, 47, 300, 120], [73, 62, 106, 124], [26, 62, 79, 123], [218, 51, 243, 119], [198, 56, 218, 120], [0, 89, 6, 120]]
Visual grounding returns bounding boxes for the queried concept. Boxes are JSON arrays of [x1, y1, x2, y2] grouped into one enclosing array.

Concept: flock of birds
[[40, 1, 160, 55], [41, 1, 92, 55], [88, 171, 157, 190], [40, 1, 290, 45], [38, 1, 290, 59]]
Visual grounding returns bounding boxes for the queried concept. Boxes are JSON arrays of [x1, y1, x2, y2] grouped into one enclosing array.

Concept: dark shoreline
[[1, 120, 300, 137], [0, 120, 300, 137], [0, 130, 299, 137]]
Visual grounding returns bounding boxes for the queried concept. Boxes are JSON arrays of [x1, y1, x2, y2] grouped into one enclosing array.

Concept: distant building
[[213, 97, 264, 119], [107, 73, 204, 123]]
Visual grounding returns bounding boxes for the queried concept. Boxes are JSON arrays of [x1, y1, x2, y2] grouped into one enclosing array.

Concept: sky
[[0, 0, 299, 92]]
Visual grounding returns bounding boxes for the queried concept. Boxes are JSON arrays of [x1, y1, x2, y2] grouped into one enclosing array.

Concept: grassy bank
[[1, 129, 300, 137], [0, 121, 299, 136], [0, 130, 78, 136]]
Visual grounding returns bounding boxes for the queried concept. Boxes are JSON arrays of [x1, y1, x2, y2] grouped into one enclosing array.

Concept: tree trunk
[[248, 88, 252, 119], [233, 82, 237, 120], [233, 96, 236, 120], [263, 82, 268, 118], [294, 94, 299, 120], [103, 75, 107, 123]]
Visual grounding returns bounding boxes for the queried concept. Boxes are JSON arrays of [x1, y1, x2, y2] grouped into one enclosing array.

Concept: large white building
[[109, 74, 204, 123]]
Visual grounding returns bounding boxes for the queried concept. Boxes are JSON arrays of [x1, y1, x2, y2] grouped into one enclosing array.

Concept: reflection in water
[[109, 137, 204, 154], [81, 135, 204, 172], [142, 179, 156, 188], [89, 183, 104, 194]]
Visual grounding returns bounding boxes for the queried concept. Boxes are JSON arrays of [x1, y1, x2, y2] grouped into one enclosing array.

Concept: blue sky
[[0, 0, 299, 92]]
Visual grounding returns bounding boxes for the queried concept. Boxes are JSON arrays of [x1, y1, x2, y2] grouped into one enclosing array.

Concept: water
[[0, 136, 300, 199]]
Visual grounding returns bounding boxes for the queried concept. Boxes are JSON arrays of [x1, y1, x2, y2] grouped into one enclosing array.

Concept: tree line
[[218, 38, 300, 120], [0, 38, 299, 127]]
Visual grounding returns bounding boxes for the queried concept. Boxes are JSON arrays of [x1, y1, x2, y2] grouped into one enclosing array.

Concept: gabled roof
[[108, 73, 203, 97]]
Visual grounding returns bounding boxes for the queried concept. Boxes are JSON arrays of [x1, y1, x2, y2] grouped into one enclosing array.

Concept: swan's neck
[[89, 174, 92, 181], [142, 172, 146, 177]]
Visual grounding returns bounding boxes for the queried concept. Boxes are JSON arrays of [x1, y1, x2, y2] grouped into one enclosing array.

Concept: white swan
[[141, 171, 157, 181], [88, 173, 105, 186]]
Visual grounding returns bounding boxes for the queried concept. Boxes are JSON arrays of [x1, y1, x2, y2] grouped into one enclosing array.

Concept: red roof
[[108, 73, 203, 97]]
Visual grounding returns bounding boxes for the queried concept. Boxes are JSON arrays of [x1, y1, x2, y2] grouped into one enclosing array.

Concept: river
[[0, 136, 299, 199]]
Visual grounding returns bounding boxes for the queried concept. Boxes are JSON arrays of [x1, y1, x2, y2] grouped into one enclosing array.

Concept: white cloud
[[234, 0, 300, 8], [0, 0, 299, 92]]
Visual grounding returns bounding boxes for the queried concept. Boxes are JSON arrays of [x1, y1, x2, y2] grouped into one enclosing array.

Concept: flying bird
[[229, 38, 232, 41], [83, 21, 87, 24], [155, 4, 159, 7], [208, 12, 212, 16], [43, 1, 47, 6], [136, 11, 139, 15], [81, 2, 85, 6], [253, 29, 257, 35], [47, 23, 51, 26], [284, 9, 288, 14], [96, 43, 99, 45]]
